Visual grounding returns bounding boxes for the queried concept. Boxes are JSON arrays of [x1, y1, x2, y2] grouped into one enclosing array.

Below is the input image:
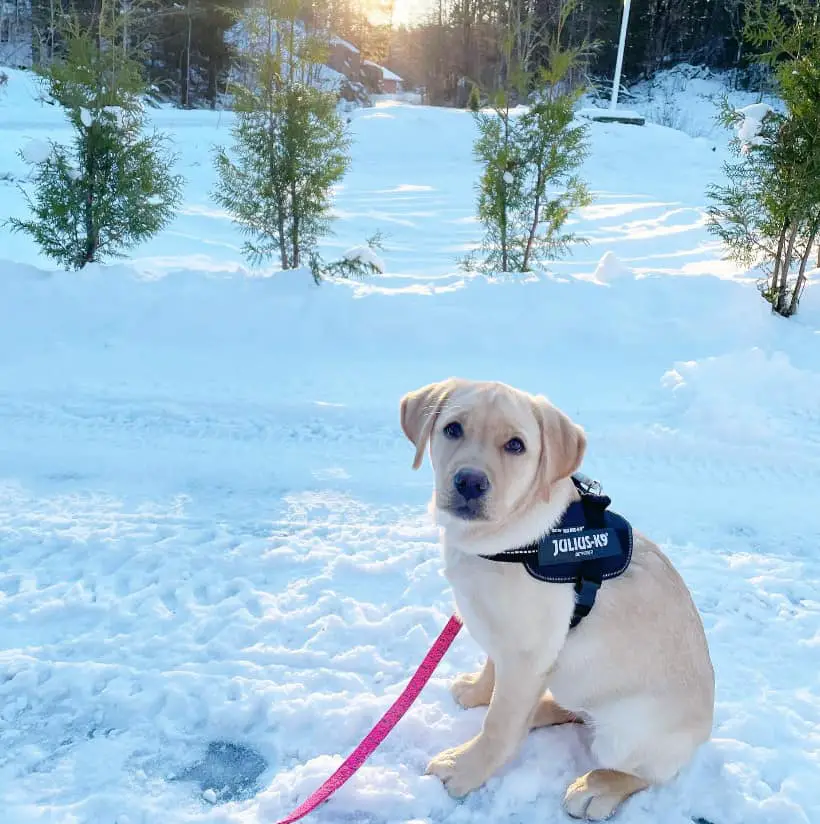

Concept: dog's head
[[400, 378, 586, 530]]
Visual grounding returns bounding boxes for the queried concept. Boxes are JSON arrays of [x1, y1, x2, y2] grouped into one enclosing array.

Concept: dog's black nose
[[453, 468, 490, 501]]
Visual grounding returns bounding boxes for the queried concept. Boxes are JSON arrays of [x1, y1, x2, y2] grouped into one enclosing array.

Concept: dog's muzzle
[[445, 468, 491, 520]]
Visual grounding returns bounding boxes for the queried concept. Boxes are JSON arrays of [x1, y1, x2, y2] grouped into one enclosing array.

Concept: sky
[[391, 0, 431, 27]]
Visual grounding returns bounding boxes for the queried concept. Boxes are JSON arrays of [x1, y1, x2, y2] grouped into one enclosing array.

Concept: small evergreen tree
[[467, 82, 481, 112], [213, 0, 351, 275], [7, 4, 183, 270], [465, 0, 591, 274], [706, 0, 820, 317]]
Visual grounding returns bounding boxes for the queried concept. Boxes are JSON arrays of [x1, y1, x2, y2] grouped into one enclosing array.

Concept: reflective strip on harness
[[479, 474, 633, 628]]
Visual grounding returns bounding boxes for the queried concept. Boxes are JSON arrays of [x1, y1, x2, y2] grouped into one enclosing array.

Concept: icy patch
[[172, 741, 267, 803]]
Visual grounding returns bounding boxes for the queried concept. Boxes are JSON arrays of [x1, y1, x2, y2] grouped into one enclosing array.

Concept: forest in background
[[0, 0, 772, 108]]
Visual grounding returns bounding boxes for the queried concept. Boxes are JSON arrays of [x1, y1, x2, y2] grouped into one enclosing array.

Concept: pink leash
[[275, 614, 463, 824]]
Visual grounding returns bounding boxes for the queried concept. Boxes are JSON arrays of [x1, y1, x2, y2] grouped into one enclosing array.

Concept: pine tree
[[467, 82, 481, 111], [706, 0, 820, 317], [7, 4, 183, 270], [466, 0, 591, 274], [212, 0, 351, 276]]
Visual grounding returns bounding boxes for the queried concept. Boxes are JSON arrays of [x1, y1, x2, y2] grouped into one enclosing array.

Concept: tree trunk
[[523, 164, 545, 272], [776, 223, 800, 315], [500, 109, 510, 272], [290, 179, 299, 268], [770, 218, 789, 308], [183, 0, 193, 107], [277, 210, 289, 270], [207, 54, 217, 110], [82, 133, 98, 267], [786, 219, 819, 317]]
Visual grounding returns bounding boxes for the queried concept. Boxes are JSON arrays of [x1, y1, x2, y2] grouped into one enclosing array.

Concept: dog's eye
[[443, 421, 463, 439], [504, 437, 525, 454]]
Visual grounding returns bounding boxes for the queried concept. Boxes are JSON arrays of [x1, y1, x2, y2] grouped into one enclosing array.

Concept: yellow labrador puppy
[[400, 378, 714, 820]]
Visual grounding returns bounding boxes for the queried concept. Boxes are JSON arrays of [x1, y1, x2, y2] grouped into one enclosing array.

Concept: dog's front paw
[[426, 740, 490, 798], [451, 672, 493, 709]]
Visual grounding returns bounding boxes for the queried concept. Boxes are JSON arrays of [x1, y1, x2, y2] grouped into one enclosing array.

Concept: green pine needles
[[707, 0, 820, 317], [465, 0, 592, 275], [7, 6, 183, 270], [213, 0, 351, 275]]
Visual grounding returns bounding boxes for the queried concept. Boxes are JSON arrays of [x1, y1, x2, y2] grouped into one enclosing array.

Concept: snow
[[577, 106, 645, 123], [224, 18, 349, 96], [603, 63, 785, 140], [20, 138, 51, 165], [79, 106, 93, 127], [329, 35, 359, 54], [735, 102, 775, 148], [343, 244, 386, 273], [362, 60, 402, 83], [381, 67, 403, 83], [1, 64, 820, 824], [587, 250, 632, 284]]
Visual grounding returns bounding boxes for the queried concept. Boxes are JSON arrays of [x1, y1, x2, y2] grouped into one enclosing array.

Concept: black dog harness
[[480, 473, 633, 629]]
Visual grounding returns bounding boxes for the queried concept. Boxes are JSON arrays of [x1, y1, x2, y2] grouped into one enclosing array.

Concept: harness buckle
[[572, 472, 603, 497], [574, 576, 601, 608]]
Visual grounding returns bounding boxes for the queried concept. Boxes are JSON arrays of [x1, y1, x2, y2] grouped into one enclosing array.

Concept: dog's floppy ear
[[534, 395, 586, 499], [400, 379, 454, 470]]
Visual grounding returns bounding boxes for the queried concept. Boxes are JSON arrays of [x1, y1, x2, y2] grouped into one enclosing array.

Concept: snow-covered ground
[[611, 63, 784, 140], [1, 67, 819, 824]]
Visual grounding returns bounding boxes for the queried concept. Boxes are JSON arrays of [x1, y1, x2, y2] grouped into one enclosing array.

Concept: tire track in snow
[[2, 391, 820, 490]]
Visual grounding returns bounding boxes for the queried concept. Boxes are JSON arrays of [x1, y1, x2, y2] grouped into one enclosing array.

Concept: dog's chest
[[442, 545, 571, 658]]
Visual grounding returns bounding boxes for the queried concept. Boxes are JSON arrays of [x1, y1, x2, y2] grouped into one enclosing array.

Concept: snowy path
[[2, 271, 819, 824], [1, 474, 818, 824]]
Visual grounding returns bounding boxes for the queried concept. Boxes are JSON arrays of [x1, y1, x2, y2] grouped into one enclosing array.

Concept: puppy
[[400, 378, 715, 821]]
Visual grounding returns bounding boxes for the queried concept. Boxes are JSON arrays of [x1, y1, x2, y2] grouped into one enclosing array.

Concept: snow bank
[[605, 64, 784, 140]]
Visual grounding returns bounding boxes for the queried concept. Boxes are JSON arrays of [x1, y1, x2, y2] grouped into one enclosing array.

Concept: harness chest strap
[[479, 474, 633, 629]]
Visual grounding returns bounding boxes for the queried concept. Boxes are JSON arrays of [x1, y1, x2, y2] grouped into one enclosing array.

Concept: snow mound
[[592, 251, 633, 284], [343, 245, 386, 273], [660, 347, 820, 443]]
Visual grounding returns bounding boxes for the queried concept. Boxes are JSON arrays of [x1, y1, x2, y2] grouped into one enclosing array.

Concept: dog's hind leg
[[563, 704, 706, 820], [564, 769, 649, 821], [530, 693, 579, 729], [451, 656, 495, 709]]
